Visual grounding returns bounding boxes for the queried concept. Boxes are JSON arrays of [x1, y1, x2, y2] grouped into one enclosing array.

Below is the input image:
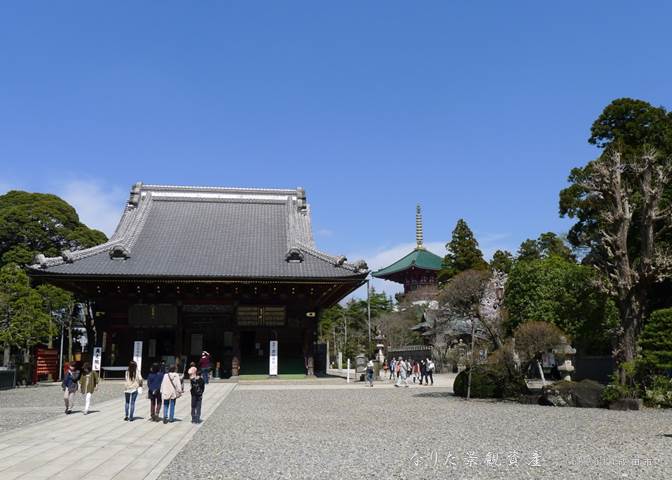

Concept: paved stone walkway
[[0, 383, 236, 479]]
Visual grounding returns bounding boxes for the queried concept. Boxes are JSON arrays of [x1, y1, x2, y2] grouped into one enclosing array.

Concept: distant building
[[372, 205, 443, 294], [29, 183, 368, 377]]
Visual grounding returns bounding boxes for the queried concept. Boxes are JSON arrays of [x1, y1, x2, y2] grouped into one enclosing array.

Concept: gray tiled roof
[[30, 183, 368, 279]]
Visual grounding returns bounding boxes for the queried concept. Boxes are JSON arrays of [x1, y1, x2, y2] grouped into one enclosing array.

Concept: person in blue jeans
[[160, 365, 183, 424], [198, 351, 211, 384], [123, 361, 143, 421]]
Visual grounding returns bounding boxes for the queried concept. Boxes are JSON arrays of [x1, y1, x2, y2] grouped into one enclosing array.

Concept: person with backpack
[[147, 363, 164, 422], [160, 365, 183, 423], [365, 359, 375, 387], [79, 362, 99, 415], [190, 368, 206, 423], [426, 357, 435, 386], [124, 360, 143, 421], [61, 362, 80, 414]]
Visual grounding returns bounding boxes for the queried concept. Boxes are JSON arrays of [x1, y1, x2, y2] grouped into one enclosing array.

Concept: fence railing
[[0, 368, 17, 390]]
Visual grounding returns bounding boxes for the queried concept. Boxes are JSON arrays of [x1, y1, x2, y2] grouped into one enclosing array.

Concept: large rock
[[539, 386, 571, 407], [539, 380, 606, 408]]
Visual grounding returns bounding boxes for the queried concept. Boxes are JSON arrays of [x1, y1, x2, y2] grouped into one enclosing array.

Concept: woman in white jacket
[[160, 365, 183, 424], [124, 361, 143, 421]]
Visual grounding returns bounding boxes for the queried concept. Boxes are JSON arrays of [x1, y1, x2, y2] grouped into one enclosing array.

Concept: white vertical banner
[[92, 347, 102, 372], [269, 340, 278, 376], [133, 341, 143, 373]]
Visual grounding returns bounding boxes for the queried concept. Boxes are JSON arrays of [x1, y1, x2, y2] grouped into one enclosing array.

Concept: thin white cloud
[[315, 228, 334, 238], [0, 181, 16, 195], [476, 232, 514, 260], [57, 180, 127, 237]]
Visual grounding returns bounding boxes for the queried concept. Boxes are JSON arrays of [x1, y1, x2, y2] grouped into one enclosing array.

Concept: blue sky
[[1, 2, 671, 298]]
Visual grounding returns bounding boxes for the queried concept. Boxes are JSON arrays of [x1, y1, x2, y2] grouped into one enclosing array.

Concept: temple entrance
[[240, 330, 266, 375]]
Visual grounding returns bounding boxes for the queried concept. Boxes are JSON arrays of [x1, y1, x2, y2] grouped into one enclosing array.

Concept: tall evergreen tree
[[438, 219, 487, 282], [490, 249, 514, 273]]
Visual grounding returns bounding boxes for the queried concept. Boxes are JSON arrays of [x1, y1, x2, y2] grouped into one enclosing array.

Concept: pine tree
[[439, 219, 487, 282], [638, 308, 672, 374], [490, 250, 514, 273]]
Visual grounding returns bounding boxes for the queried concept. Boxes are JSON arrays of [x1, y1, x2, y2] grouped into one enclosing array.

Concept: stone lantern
[[553, 336, 576, 381]]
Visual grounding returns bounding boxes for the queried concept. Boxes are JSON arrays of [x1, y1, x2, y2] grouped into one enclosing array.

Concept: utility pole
[[366, 279, 372, 356], [466, 319, 476, 400]]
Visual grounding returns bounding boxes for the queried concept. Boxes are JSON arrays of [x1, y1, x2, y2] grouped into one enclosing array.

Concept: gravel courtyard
[[0, 380, 127, 434], [159, 383, 672, 480]]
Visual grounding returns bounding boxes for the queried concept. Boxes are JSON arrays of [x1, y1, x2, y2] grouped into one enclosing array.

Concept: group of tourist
[[382, 357, 435, 387], [60, 350, 211, 424], [61, 361, 98, 415]]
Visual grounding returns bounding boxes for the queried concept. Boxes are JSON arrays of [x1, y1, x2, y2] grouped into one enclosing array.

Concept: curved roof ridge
[[31, 190, 153, 268], [372, 247, 443, 278], [142, 184, 301, 196]]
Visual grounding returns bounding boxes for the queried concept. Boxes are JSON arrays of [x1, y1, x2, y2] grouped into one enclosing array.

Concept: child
[[190, 368, 206, 423]]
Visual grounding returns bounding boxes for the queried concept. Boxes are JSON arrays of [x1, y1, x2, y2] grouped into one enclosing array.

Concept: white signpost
[[269, 340, 278, 376], [92, 347, 102, 372], [133, 341, 143, 373]]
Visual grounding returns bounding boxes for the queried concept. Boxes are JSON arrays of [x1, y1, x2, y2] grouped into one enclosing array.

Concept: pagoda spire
[[416, 204, 425, 250]]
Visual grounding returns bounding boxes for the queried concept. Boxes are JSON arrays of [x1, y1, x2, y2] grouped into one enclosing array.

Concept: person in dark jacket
[[61, 362, 80, 414], [190, 369, 206, 423], [146, 363, 164, 422]]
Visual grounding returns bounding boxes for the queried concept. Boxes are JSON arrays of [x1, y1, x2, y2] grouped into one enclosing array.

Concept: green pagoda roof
[[372, 247, 443, 279]]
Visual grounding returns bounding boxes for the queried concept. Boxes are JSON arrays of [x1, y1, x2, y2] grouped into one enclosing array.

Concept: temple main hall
[[28, 183, 368, 377]]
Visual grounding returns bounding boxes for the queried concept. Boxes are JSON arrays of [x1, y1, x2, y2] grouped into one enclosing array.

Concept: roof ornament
[[61, 250, 75, 263], [128, 182, 143, 207], [335, 255, 347, 266], [416, 204, 425, 250], [296, 187, 307, 213], [285, 248, 304, 263], [34, 253, 47, 268], [353, 259, 368, 272], [109, 245, 131, 260]]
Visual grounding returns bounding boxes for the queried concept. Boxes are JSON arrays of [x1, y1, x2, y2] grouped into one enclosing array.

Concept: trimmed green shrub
[[453, 365, 528, 399], [644, 375, 672, 408], [453, 368, 501, 398], [639, 308, 672, 375]]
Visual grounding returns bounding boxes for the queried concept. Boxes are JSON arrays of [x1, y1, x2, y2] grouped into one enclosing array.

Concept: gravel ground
[[0, 380, 127, 433], [158, 385, 672, 480]]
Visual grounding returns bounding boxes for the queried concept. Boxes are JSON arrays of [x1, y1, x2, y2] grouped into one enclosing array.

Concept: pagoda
[[372, 205, 443, 293]]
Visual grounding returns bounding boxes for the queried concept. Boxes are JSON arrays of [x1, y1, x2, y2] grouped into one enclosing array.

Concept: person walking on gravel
[[161, 365, 183, 423], [411, 360, 420, 384], [61, 362, 80, 414], [190, 369, 206, 423], [79, 362, 99, 415], [389, 358, 396, 381], [426, 357, 435, 386], [147, 363, 164, 422], [395, 357, 409, 388], [420, 359, 428, 385], [123, 360, 143, 421], [366, 359, 375, 387]]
